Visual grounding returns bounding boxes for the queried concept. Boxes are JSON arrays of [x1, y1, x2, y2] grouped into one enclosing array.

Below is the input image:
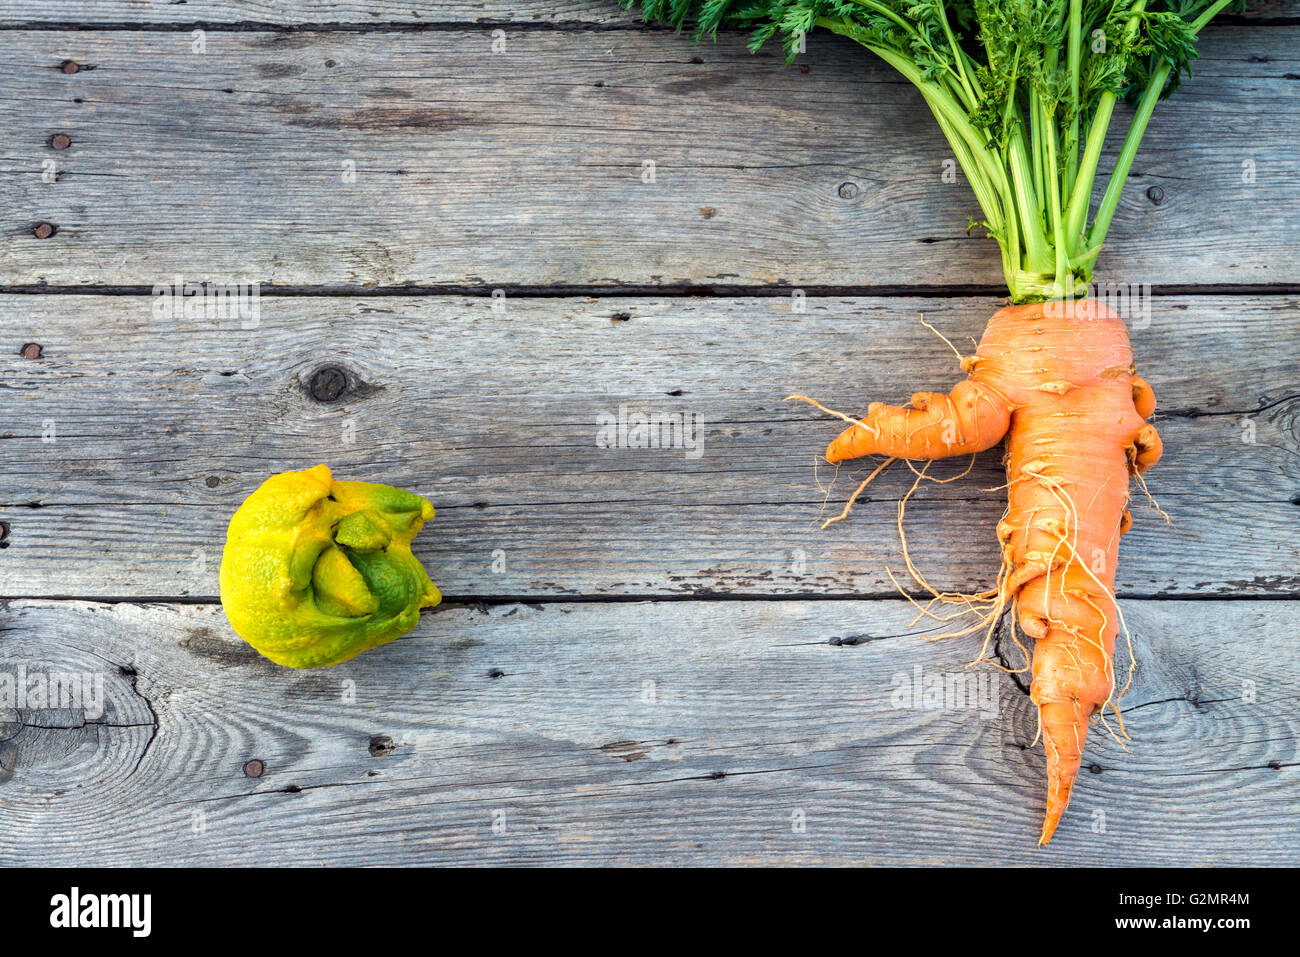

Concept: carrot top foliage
[[623, 1, 1246, 301]]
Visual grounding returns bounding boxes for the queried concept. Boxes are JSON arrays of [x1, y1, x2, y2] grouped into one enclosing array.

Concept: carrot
[[823, 299, 1160, 843], [625, 0, 1236, 841]]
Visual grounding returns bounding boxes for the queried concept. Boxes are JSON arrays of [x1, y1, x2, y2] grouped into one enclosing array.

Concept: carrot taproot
[[824, 298, 1160, 843]]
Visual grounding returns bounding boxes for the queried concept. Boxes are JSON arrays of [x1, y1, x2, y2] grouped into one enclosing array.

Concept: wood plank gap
[[0, 20, 682, 33], [4, 283, 1300, 298], [6, 592, 1298, 605], [2, 16, 1296, 32]]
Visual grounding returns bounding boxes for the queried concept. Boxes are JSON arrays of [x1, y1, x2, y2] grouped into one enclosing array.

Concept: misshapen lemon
[[219, 465, 441, 668]]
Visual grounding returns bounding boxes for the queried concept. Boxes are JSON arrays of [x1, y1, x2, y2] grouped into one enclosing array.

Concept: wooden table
[[1, 1, 1296, 866]]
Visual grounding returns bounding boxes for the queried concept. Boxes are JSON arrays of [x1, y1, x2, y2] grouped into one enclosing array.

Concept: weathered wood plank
[[0, 598, 1294, 866], [2, 27, 1297, 287], [1, 294, 1296, 599], [1, 0, 1295, 25], [0, 1, 643, 25]]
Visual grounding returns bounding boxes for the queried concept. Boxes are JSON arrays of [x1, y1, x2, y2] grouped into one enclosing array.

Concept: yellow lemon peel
[[219, 464, 441, 668]]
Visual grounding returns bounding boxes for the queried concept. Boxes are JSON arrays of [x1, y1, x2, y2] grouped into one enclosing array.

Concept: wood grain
[[2, 1, 1297, 869], [1, 0, 1295, 24], [0, 597, 1294, 866], [2, 26, 1298, 288], [1, 294, 1296, 600], [0, 1, 644, 24]]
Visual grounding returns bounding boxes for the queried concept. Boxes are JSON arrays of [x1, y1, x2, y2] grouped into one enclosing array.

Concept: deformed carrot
[[624, 0, 1236, 843], [824, 299, 1160, 843]]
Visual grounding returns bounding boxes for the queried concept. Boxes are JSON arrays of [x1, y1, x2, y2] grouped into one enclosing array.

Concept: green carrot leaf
[[621, 0, 1250, 301]]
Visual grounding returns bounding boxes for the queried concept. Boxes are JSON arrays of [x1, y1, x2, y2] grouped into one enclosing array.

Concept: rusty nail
[[798, 64, 811, 74], [50, 134, 71, 151], [368, 735, 396, 756], [20, 343, 43, 360], [32, 223, 56, 239], [243, 759, 264, 778], [59, 60, 80, 74]]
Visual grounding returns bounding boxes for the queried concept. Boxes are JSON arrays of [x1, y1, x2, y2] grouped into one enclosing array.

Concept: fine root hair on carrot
[[916, 313, 968, 366], [1105, 631, 1139, 743], [1066, 529, 1133, 722], [895, 463, 992, 610], [903, 453, 977, 485], [785, 393, 869, 431], [885, 463, 1008, 644], [900, 582, 994, 627], [1132, 470, 1172, 525], [969, 554, 1026, 672], [1018, 463, 1081, 607], [1022, 463, 1139, 748], [967, 606, 1032, 677], [885, 566, 994, 631], [968, 583, 1016, 667], [1096, 705, 1133, 753], [1002, 464, 1140, 753], [822, 457, 897, 529], [1082, 581, 1138, 748], [785, 393, 894, 528], [1005, 598, 1034, 672], [810, 457, 842, 529]]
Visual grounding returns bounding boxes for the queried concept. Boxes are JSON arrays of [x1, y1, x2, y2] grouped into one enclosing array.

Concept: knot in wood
[[308, 365, 349, 403]]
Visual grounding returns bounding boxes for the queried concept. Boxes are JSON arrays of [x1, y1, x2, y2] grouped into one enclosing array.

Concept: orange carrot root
[[823, 299, 1161, 843]]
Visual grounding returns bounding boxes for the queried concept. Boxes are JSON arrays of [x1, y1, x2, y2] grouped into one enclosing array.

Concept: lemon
[[219, 465, 441, 668]]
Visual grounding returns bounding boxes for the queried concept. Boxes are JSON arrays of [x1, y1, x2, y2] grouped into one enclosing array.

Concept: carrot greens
[[623, 0, 1243, 301]]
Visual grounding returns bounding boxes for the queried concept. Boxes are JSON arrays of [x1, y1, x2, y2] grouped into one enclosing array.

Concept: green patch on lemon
[[219, 465, 441, 668]]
